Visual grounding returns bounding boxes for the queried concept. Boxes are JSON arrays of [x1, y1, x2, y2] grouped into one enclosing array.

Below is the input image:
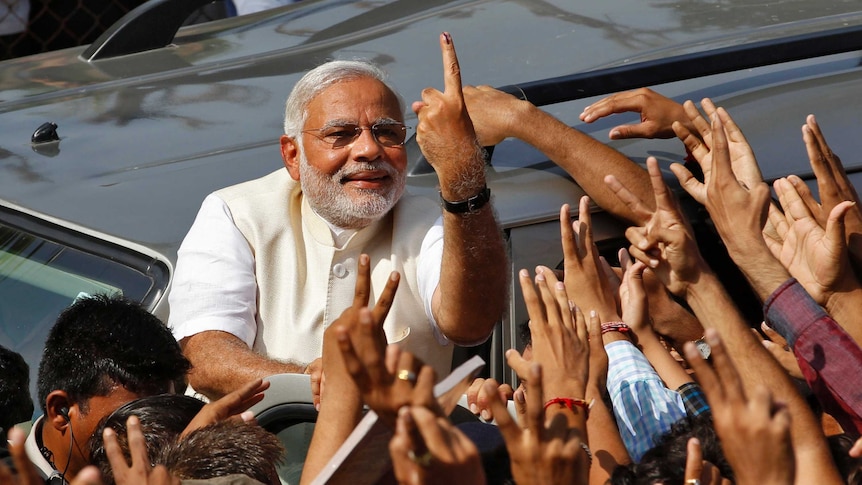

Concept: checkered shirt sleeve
[[606, 340, 687, 462]]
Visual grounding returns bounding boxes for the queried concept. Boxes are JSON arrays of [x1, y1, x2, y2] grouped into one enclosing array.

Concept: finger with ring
[[397, 369, 417, 383], [685, 480, 701, 485], [407, 449, 433, 467]]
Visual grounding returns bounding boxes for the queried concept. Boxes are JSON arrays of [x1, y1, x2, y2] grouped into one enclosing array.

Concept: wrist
[[584, 383, 605, 401], [824, 285, 862, 320], [546, 378, 586, 402], [436, 148, 487, 201], [439, 185, 491, 214]]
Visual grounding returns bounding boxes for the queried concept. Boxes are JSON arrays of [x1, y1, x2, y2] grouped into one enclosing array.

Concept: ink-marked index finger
[[439, 32, 463, 97]]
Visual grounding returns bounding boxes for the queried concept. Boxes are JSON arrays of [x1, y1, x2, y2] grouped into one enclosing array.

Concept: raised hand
[[618, 253, 650, 334], [413, 32, 484, 198], [336, 308, 439, 424], [317, 253, 400, 409], [180, 378, 268, 437], [606, 157, 706, 296], [485, 367, 589, 485], [389, 406, 486, 485], [579, 87, 693, 140], [684, 330, 795, 485], [799, 115, 862, 271], [771, 177, 856, 306], [672, 99, 765, 200], [465, 377, 514, 421], [507, 266, 589, 403], [561, 196, 621, 322], [671, 109, 788, 303]]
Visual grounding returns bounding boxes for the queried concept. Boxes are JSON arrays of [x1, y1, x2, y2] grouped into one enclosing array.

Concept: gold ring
[[685, 480, 701, 485], [407, 449, 432, 467], [397, 369, 417, 383]]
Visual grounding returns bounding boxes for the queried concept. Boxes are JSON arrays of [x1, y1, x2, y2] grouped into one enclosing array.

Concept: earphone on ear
[[59, 407, 70, 422]]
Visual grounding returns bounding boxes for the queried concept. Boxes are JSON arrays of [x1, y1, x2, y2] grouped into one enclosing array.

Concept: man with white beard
[[168, 33, 508, 402]]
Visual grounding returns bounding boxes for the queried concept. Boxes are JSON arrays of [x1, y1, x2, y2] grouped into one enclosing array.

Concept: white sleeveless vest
[[216, 169, 452, 376]]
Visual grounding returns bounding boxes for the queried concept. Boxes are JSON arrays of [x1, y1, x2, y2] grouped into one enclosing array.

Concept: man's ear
[[45, 391, 72, 430], [281, 135, 301, 181]]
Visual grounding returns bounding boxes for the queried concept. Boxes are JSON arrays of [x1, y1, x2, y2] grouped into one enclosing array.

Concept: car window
[[0, 222, 161, 418]]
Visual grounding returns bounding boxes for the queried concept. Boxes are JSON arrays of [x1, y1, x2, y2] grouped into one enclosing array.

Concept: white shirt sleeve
[[416, 215, 447, 345], [168, 194, 258, 347]]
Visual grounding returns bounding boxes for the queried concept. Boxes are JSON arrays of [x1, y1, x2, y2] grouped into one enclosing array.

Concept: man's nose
[[350, 127, 385, 158]]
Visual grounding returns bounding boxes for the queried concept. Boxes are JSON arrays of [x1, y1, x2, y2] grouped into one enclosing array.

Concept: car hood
[[0, 0, 861, 260]]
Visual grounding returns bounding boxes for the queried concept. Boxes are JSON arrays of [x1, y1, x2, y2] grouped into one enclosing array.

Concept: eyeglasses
[[302, 122, 410, 149]]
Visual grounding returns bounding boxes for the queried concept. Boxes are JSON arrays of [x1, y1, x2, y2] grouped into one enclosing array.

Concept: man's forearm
[[823, 286, 862, 347], [183, 330, 305, 400], [685, 272, 843, 484], [508, 105, 653, 224], [721, 239, 791, 303], [437, 203, 508, 344]]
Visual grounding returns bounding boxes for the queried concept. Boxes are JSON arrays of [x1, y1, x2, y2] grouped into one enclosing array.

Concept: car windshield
[[0, 222, 159, 416]]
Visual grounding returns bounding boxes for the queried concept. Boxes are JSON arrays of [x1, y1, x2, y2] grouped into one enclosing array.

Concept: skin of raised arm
[[301, 253, 405, 483], [182, 330, 304, 400], [609, 152, 842, 484], [298, 314, 364, 485], [584, 310, 632, 485], [619, 256, 694, 390], [683, 331, 794, 485], [757, 323, 804, 380], [413, 33, 507, 344], [462, 85, 653, 224], [640, 267, 705, 350], [680, 229, 842, 485], [579, 87, 696, 140]]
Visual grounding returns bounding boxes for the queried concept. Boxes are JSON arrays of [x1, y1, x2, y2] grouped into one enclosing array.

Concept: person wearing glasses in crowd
[[169, 33, 508, 404]]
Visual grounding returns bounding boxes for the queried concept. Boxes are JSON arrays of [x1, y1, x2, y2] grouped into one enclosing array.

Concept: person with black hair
[[159, 420, 283, 485], [87, 395, 205, 485], [23, 293, 190, 484], [0, 344, 34, 468], [610, 414, 733, 485]]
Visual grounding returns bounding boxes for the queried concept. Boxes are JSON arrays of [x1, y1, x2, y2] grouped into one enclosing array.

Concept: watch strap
[[439, 185, 491, 214]]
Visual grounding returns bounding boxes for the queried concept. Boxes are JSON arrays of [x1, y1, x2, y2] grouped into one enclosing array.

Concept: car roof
[[0, 0, 861, 267]]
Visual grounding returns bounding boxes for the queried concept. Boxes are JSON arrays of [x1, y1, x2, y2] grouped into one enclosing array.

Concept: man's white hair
[[282, 60, 405, 137]]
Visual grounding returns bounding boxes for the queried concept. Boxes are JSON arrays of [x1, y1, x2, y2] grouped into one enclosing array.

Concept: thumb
[[826, 200, 856, 248]]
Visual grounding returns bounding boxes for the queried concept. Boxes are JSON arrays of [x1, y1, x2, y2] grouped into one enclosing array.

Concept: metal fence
[[0, 0, 228, 60]]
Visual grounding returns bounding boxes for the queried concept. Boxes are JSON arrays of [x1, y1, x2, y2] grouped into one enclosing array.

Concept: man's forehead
[[305, 78, 403, 123]]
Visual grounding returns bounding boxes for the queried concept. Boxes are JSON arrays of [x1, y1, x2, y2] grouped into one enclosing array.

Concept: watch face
[[696, 339, 711, 359]]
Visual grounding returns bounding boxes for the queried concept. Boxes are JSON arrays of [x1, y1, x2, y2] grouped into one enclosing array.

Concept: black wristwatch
[[439, 185, 491, 214]]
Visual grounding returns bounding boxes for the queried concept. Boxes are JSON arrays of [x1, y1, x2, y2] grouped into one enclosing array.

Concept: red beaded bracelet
[[543, 397, 594, 415], [601, 321, 630, 334]]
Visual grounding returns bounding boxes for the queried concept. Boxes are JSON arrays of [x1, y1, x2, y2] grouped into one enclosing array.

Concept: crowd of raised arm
[[7, 31, 862, 485]]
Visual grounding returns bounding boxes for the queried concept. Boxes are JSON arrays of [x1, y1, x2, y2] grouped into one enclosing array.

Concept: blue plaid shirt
[[606, 340, 687, 462], [677, 381, 711, 417]]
